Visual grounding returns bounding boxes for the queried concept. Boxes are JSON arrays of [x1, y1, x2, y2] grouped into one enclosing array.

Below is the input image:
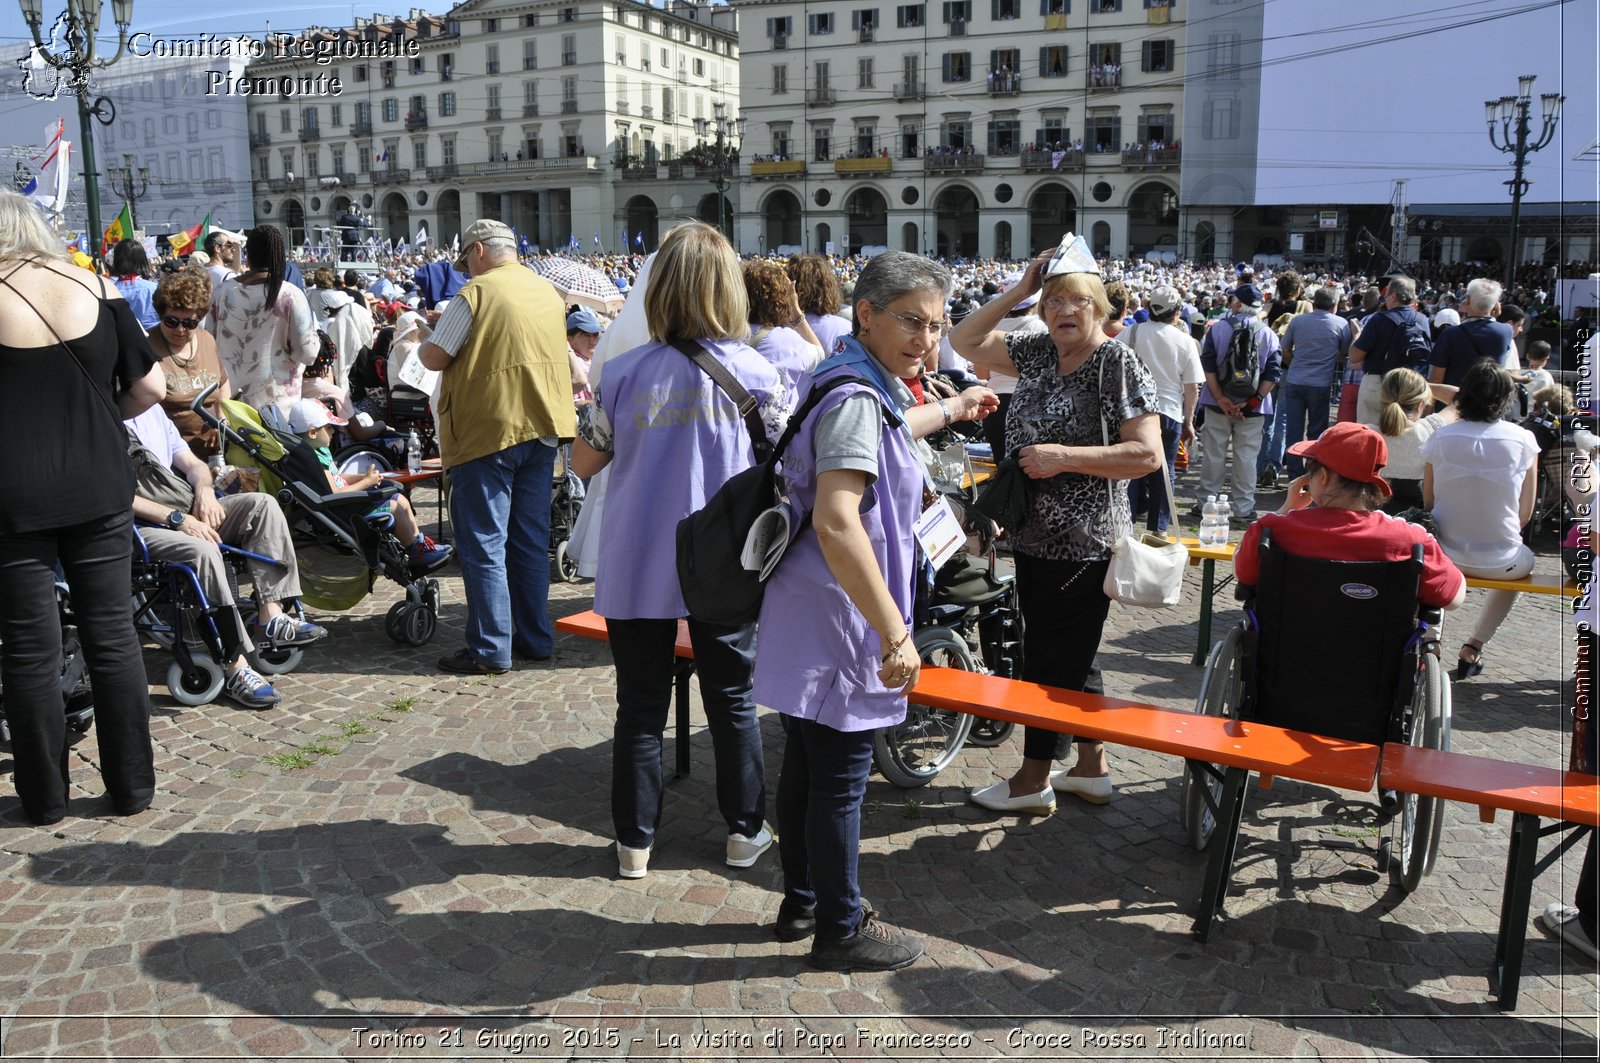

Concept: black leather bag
[[969, 454, 1031, 532]]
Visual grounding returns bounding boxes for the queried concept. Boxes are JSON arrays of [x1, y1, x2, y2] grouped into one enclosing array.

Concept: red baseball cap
[[1287, 422, 1392, 498]]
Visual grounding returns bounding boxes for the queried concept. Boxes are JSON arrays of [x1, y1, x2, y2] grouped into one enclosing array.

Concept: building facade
[[730, 0, 1185, 259], [244, 0, 740, 254]]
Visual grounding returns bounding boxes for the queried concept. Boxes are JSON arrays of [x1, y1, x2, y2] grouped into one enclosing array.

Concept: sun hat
[[286, 398, 348, 434], [1287, 422, 1392, 498]]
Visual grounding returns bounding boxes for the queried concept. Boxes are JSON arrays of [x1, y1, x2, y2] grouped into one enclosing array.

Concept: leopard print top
[[1003, 332, 1157, 561]]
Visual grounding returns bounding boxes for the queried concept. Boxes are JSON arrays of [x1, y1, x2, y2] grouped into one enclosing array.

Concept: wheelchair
[[550, 443, 584, 583], [0, 581, 95, 746], [1181, 527, 1451, 911]]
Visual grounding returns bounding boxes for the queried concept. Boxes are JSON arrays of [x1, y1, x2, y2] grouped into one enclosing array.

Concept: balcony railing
[[949, 18, 967, 35], [201, 178, 234, 195], [750, 159, 806, 179], [1087, 68, 1121, 91], [329, 172, 360, 186], [455, 155, 600, 177], [405, 113, 428, 130], [987, 73, 1022, 96], [352, 119, 373, 135], [893, 80, 924, 101], [267, 176, 305, 192], [426, 164, 460, 180], [299, 127, 320, 141], [523, 103, 540, 117], [485, 107, 501, 120], [619, 166, 658, 180], [372, 168, 411, 185], [561, 99, 579, 114], [834, 156, 892, 175], [616, 100, 629, 114], [1021, 148, 1084, 172], [1121, 145, 1181, 169], [773, 32, 788, 50], [858, 27, 874, 43], [923, 152, 985, 174], [248, 131, 270, 149], [805, 87, 835, 105]]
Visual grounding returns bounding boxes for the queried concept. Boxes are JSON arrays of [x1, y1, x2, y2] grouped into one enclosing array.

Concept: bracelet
[[936, 398, 953, 426], [880, 630, 911, 663]]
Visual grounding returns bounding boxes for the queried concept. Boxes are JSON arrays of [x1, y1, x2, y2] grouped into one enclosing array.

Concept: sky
[[0, 0, 1594, 207]]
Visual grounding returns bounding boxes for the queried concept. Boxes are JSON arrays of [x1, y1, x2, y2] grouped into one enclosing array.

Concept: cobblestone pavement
[[1, 477, 1597, 1061]]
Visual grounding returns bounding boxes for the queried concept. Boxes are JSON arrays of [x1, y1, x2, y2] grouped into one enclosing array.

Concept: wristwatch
[[167, 509, 186, 528]]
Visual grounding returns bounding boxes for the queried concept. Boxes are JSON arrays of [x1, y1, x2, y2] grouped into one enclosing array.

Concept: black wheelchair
[[1181, 528, 1452, 933]]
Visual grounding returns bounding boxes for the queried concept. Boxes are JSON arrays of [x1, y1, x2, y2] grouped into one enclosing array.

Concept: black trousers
[[1014, 553, 1112, 762], [0, 510, 154, 824]]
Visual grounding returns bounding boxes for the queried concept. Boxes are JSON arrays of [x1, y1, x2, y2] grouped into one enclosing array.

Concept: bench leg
[[1191, 559, 1215, 667], [1193, 765, 1250, 942], [670, 661, 693, 781], [1493, 811, 1540, 1009]]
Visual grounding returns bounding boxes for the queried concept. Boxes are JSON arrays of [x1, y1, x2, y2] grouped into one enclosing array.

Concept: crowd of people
[[3, 182, 1596, 975]]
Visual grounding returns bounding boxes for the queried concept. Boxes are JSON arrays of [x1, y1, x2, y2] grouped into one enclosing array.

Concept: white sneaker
[[726, 822, 775, 868], [1541, 902, 1600, 961], [617, 842, 651, 880]]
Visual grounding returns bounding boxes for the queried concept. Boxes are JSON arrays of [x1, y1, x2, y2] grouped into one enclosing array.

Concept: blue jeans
[[1130, 414, 1182, 534], [1276, 382, 1332, 478], [775, 713, 877, 941], [448, 438, 556, 668], [607, 616, 765, 850], [1257, 410, 1282, 477]]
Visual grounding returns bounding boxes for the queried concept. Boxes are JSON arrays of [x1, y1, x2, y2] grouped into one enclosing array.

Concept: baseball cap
[[1147, 285, 1180, 315], [566, 308, 603, 334], [1432, 308, 1461, 329], [1287, 423, 1392, 498], [1231, 283, 1264, 308], [455, 219, 515, 270], [286, 397, 347, 434]]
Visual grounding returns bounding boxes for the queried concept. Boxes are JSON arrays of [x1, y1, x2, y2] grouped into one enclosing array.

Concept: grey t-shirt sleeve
[[813, 393, 883, 481]]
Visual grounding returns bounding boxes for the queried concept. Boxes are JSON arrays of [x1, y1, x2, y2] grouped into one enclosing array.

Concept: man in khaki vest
[[419, 220, 576, 674]]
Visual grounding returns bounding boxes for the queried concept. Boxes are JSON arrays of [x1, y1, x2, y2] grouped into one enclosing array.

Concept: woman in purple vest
[[571, 223, 792, 881], [742, 259, 825, 396], [755, 252, 997, 972], [948, 240, 1161, 815], [786, 253, 853, 356]]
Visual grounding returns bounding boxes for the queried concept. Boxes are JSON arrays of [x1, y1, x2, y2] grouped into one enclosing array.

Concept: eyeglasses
[[870, 302, 951, 337], [162, 315, 201, 330], [1042, 295, 1096, 313]]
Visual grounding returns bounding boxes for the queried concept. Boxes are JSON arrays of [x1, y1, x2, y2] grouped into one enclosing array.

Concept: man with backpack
[[1349, 275, 1432, 426], [1192, 283, 1282, 525]]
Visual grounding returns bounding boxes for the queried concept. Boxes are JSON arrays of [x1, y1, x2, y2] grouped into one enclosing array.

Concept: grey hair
[[850, 252, 951, 335], [1387, 276, 1417, 304], [1311, 286, 1337, 311], [1464, 277, 1502, 315], [0, 188, 68, 264], [482, 236, 518, 258]]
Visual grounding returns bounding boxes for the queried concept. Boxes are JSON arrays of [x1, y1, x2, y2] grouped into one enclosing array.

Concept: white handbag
[[1097, 354, 1187, 608]]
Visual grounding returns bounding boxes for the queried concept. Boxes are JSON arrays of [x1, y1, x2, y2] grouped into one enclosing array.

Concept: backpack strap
[[671, 338, 773, 464]]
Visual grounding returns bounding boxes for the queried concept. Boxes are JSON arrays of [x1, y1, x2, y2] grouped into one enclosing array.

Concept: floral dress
[[211, 278, 319, 411]]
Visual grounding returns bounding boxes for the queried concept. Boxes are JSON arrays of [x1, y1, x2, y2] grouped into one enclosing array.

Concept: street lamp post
[[695, 101, 745, 247], [17, 0, 136, 258], [1485, 74, 1563, 290], [104, 153, 149, 230]]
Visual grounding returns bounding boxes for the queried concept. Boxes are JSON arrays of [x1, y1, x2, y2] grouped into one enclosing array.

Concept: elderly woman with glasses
[[948, 244, 1161, 816], [754, 252, 997, 972], [148, 270, 230, 460]]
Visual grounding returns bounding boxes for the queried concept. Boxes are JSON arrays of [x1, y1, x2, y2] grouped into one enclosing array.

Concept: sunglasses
[[162, 315, 201, 330]]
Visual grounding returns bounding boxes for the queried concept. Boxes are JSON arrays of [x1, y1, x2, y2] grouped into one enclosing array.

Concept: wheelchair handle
[[191, 382, 222, 428]]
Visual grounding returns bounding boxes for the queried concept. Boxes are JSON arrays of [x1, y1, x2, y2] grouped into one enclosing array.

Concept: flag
[[634, 231, 644, 249], [46, 140, 71, 214], [519, 234, 532, 256], [71, 233, 88, 253], [450, 233, 459, 253], [168, 213, 210, 256], [415, 224, 428, 246], [568, 232, 580, 252], [395, 238, 408, 256], [101, 202, 132, 255], [19, 174, 52, 213], [382, 238, 394, 255], [593, 231, 601, 249], [33, 118, 63, 167]]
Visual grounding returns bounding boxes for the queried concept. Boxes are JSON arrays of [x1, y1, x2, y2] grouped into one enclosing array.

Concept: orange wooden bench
[[555, 610, 696, 778], [1379, 744, 1600, 1008]]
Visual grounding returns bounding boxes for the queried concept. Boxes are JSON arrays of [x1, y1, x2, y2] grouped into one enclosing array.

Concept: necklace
[[162, 331, 198, 370]]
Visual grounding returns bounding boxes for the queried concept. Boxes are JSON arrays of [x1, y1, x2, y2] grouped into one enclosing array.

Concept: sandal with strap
[[1454, 641, 1485, 681]]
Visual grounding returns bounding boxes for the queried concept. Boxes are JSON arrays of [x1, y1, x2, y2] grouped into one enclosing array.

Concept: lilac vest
[[753, 357, 923, 731], [594, 337, 782, 620], [805, 312, 853, 356], [752, 324, 817, 396]]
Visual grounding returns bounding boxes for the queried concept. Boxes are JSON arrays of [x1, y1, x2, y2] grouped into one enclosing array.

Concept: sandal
[[1454, 641, 1485, 681]]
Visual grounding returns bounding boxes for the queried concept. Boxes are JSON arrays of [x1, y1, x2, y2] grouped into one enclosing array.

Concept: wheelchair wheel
[[871, 627, 977, 788], [1396, 653, 1450, 893], [384, 601, 410, 642], [335, 444, 395, 479], [250, 646, 304, 676], [965, 718, 1015, 747], [554, 540, 579, 583], [1181, 625, 1244, 851], [166, 658, 226, 707]]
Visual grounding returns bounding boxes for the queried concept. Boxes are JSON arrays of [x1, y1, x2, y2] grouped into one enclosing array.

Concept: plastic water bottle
[[406, 430, 422, 475], [1198, 495, 1220, 546], [1214, 493, 1232, 543]]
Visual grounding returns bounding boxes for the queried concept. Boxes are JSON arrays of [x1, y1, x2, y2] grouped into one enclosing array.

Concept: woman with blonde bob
[[949, 246, 1161, 815], [572, 223, 792, 881], [1376, 367, 1456, 514]]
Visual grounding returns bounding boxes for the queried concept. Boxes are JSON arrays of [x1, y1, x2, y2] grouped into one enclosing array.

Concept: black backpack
[[676, 373, 885, 627], [1382, 307, 1433, 373], [1217, 313, 1264, 401]]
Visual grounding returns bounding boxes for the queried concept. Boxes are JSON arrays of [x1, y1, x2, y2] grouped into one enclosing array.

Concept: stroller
[[0, 581, 94, 746], [550, 443, 585, 582], [193, 384, 445, 646]]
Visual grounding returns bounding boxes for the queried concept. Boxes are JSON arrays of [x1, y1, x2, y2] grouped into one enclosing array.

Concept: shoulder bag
[[1097, 351, 1187, 608]]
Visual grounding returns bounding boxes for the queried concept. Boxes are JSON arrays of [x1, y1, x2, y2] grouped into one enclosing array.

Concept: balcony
[[835, 156, 891, 176], [405, 113, 428, 130], [773, 32, 788, 50], [426, 164, 460, 180], [561, 51, 576, 65], [456, 155, 601, 178], [561, 99, 579, 114], [485, 107, 501, 120], [267, 176, 304, 192], [666, 161, 721, 180], [329, 172, 360, 186], [372, 168, 411, 185], [1087, 68, 1121, 92], [949, 18, 967, 35], [1022, 148, 1083, 172], [1121, 145, 1181, 169], [248, 131, 270, 149], [201, 178, 234, 195], [858, 27, 874, 43], [805, 87, 836, 105], [616, 100, 629, 114], [987, 73, 1022, 96], [298, 127, 320, 142], [619, 165, 658, 180], [893, 80, 925, 101], [923, 152, 985, 175], [162, 180, 191, 196], [523, 103, 540, 117], [352, 119, 373, 135], [641, 104, 654, 118], [750, 159, 806, 179]]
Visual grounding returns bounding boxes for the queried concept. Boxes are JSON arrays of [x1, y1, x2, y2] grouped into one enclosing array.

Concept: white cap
[[286, 398, 348, 434]]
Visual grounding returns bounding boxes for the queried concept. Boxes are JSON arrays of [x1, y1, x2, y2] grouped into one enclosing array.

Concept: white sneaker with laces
[[617, 842, 651, 879], [726, 822, 775, 868]]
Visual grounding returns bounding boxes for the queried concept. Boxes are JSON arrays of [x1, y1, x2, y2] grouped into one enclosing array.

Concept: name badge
[[913, 496, 965, 571]]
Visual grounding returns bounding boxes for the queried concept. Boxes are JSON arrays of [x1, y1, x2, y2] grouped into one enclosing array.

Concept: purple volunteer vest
[[753, 324, 817, 397], [753, 362, 923, 732], [805, 312, 853, 356], [594, 337, 782, 620]]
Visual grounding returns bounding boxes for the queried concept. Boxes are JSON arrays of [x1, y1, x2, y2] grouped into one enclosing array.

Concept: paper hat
[[1043, 232, 1099, 278]]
